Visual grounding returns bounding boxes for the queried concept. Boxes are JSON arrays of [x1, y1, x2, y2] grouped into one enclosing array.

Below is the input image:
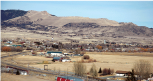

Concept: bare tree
[[133, 59, 152, 80], [75, 48, 81, 54], [73, 62, 86, 77], [90, 63, 98, 78]]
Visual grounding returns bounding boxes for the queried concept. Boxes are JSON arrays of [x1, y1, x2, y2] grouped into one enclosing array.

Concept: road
[[1, 52, 93, 81], [1, 52, 72, 75]]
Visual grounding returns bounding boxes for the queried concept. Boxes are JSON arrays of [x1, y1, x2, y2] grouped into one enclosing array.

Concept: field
[[1, 73, 55, 81], [1, 52, 153, 81], [5, 52, 152, 73]]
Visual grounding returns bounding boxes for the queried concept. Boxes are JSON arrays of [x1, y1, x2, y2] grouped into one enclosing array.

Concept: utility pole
[[67, 68, 68, 79], [28, 63, 29, 75], [87, 75, 88, 81]]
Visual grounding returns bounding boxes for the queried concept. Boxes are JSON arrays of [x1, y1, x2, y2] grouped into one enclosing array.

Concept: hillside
[[1, 10, 28, 22], [1, 10, 153, 44]]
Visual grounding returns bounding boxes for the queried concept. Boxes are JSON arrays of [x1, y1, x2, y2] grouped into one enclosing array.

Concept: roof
[[58, 76, 84, 81], [53, 57, 61, 60], [116, 70, 131, 74], [47, 51, 62, 53]]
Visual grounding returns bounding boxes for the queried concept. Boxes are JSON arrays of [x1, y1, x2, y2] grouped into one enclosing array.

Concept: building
[[47, 51, 64, 57], [53, 57, 71, 62], [6, 66, 28, 75], [53, 57, 62, 61], [115, 70, 130, 76], [57, 76, 84, 81]]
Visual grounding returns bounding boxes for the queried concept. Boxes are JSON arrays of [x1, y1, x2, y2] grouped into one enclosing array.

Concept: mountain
[[1, 10, 28, 22], [1, 10, 153, 44]]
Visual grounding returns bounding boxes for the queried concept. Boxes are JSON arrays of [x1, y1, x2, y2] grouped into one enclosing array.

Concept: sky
[[1, 1, 153, 28]]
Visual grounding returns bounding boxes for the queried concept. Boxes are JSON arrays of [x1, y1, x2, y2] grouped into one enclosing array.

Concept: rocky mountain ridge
[[1, 10, 153, 38]]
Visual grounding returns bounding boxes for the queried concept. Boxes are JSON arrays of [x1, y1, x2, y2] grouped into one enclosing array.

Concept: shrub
[[93, 59, 97, 62], [83, 55, 90, 59], [96, 45, 102, 50], [16, 46, 23, 52], [88, 59, 93, 63], [2, 46, 11, 52], [52, 59, 55, 62], [43, 61, 49, 64]]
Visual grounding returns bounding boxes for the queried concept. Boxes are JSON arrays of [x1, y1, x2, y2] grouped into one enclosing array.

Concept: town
[[1, 37, 153, 81]]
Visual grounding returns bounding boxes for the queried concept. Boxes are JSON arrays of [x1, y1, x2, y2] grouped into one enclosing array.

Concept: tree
[[108, 68, 111, 75], [83, 55, 90, 59], [81, 46, 83, 51], [126, 69, 136, 81], [2, 46, 11, 52], [16, 70, 20, 75], [58, 42, 63, 51], [98, 67, 102, 73], [103, 68, 109, 75], [73, 62, 86, 77], [75, 49, 81, 54], [96, 45, 102, 50], [16, 46, 23, 52], [90, 63, 98, 78], [110, 69, 114, 75], [149, 48, 153, 52], [133, 59, 152, 80]]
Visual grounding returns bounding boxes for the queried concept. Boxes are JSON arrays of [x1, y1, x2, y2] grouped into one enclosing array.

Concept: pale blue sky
[[1, 1, 153, 28]]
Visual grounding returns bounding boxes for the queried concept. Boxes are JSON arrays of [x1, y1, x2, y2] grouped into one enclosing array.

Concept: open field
[[86, 52, 153, 57], [1, 73, 56, 81], [3, 52, 151, 73], [2, 29, 153, 44], [1, 52, 20, 57]]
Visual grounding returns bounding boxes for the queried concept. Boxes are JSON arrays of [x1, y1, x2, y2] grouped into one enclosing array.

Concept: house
[[53, 57, 62, 61], [62, 59, 71, 62], [115, 70, 131, 76], [57, 76, 85, 81], [53, 57, 71, 62], [6, 66, 28, 75], [12, 44, 22, 47], [47, 51, 64, 57]]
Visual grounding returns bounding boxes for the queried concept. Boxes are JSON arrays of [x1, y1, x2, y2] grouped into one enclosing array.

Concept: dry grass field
[[5, 52, 152, 73], [1, 73, 56, 81], [1, 52, 153, 79]]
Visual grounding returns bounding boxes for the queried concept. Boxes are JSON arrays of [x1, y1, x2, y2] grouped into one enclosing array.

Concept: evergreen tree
[[108, 68, 111, 75], [16, 70, 20, 75], [98, 67, 102, 73]]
